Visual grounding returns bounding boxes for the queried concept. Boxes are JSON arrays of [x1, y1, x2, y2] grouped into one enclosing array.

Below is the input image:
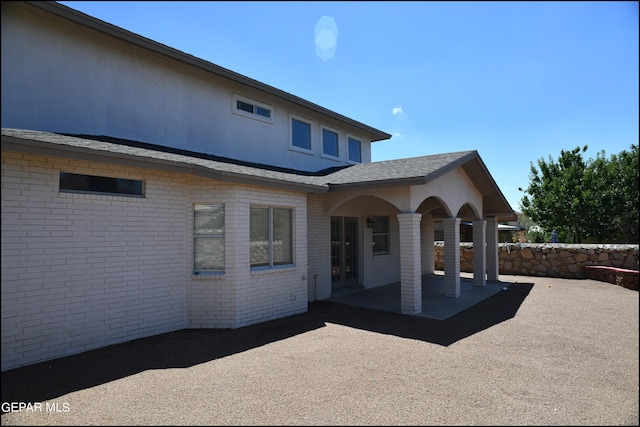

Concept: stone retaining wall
[[434, 242, 639, 280]]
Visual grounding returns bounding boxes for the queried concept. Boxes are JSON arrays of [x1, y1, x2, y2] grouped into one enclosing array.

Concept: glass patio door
[[331, 216, 359, 289]]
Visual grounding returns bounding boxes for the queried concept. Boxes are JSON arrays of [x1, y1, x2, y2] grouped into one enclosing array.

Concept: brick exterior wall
[[1, 152, 310, 370], [2, 151, 188, 371]]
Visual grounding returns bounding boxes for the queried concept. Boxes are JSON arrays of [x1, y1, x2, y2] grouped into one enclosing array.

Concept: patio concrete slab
[[329, 273, 509, 320]]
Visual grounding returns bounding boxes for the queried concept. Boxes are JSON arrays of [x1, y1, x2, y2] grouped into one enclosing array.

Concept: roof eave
[[2, 135, 329, 194]]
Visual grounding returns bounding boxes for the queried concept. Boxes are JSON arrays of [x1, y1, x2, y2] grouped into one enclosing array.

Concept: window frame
[[250, 205, 294, 269], [372, 215, 390, 255], [321, 125, 340, 160], [193, 204, 225, 275], [347, 135, 362, 164], [232, 94, 273, 123], [59, 172, 144, 197], [289, 114, 313, 154]]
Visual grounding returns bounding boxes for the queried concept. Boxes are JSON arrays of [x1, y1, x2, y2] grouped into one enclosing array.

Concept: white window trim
[[193, 203, 225, 276], [320, 125, 341, 162], [250, 205, 295, 270], [289, 113, 314, 155], [347, 134, 363, 164], [232, 94, 273, 124]]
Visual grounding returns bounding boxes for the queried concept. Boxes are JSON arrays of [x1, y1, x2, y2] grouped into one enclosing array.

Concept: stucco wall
[[434, 242, 639, 279], [1, 2, 373, 172]]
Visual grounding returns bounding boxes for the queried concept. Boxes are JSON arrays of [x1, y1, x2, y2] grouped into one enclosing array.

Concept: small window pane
[[292, 118, 311, 150], [194, 238, 225, 270], [60, 172, 143, 196], [273, 208, 293, 265], [372, 216, 389, 255], [194, 205, 224, 234], [348, 137, 361, 163], [250, 207, 270, 266], [322, 129, 339, 157], [256, 106, 271, 118], [237, 100, 253, 113]]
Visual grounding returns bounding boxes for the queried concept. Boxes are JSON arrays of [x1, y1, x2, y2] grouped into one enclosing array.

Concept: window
[[291, 117, 311, 151], [250, 206, 293, 268], [59, 172, 144, 197], [322, 128, 339, 157], [194, 204, 225, 274], [372, 216, 389, 254], [232, 94, 272, 122], [348, 136, 362, 163]]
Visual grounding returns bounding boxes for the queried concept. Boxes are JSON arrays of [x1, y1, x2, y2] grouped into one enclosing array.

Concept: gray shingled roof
[[2, 128, 514, 218]]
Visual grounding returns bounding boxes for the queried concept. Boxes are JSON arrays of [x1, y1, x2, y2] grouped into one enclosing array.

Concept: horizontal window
[[233, 94, 272, 122], [59, 172, 144, 196]]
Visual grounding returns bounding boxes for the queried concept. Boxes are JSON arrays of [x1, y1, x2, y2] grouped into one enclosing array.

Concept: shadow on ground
[[1, 283, 533, 406]]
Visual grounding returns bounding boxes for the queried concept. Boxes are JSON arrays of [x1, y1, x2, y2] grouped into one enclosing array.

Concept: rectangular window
[[233, 94, 272, 122], [250, 206, 293, 268], [59, 172, 144, 197], [372, 216, 389, 254], [194, 204, 225, 274], [322, 128, 339, 157], [291, 118, 311, 151], [348, 137, 362, 163]]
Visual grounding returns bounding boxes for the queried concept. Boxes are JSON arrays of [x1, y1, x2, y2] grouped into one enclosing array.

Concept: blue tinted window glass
[[322, 129, 339, 157], [292, 119, 311, 150], [348, 137, 361, 162]]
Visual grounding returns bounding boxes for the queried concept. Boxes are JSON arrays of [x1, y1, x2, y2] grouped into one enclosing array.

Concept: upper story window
[[348, 136, 362, 163], [232, 94, 272, 123], [291, 116, 312, 151], [194, 204, 225, 274], [322, 127, 339, 158], [59, 172, 144, 197]]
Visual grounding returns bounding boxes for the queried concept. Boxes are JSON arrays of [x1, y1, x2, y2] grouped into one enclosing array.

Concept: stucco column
[[443, 216, 461, 298], [421, 212, 434, 275], [486, 216, 499, 281], [397, 213, 422, 315], [472, 219, 486, 287]]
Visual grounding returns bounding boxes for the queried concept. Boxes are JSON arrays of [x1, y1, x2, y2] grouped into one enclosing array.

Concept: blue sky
[[59, 1, 638, 212]]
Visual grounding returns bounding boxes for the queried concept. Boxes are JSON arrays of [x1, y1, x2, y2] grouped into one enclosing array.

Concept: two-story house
[[1, 1, 515, 371]]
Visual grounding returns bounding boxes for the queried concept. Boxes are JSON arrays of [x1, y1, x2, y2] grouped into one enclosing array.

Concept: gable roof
[[26, 1, 391, 143], [2, 128, 515, 219]]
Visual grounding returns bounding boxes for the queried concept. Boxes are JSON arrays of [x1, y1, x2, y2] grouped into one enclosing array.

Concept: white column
[[486, 216, 499, 282], [472, 219, 486, 287], [397, 213, 422, 315], [421, 212, 434, 275], [443, 216, 460, 298]]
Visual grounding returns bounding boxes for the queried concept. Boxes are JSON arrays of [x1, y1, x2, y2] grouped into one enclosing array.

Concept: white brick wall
[[306, 194, 331, 300], [2, 151, 189, 370], [1, 151, 311, 370]]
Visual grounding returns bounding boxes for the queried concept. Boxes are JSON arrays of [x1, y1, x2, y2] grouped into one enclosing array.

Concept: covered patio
[[329, 272, 511, 320]]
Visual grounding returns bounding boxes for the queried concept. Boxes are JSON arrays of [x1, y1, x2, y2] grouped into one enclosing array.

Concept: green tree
[[519, 144, 639, 243]]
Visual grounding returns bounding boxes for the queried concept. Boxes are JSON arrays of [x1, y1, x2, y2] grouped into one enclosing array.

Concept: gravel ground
[[1, 274, 638, 426]]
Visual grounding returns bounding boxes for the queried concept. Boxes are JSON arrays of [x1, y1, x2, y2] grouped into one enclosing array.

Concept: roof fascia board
[[327, 177, 426, 191], [2, 136, 328, 194], [28, 2, 391, 142]]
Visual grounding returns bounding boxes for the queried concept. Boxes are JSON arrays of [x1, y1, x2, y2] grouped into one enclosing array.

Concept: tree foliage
[[519, 144, 639, 243]]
